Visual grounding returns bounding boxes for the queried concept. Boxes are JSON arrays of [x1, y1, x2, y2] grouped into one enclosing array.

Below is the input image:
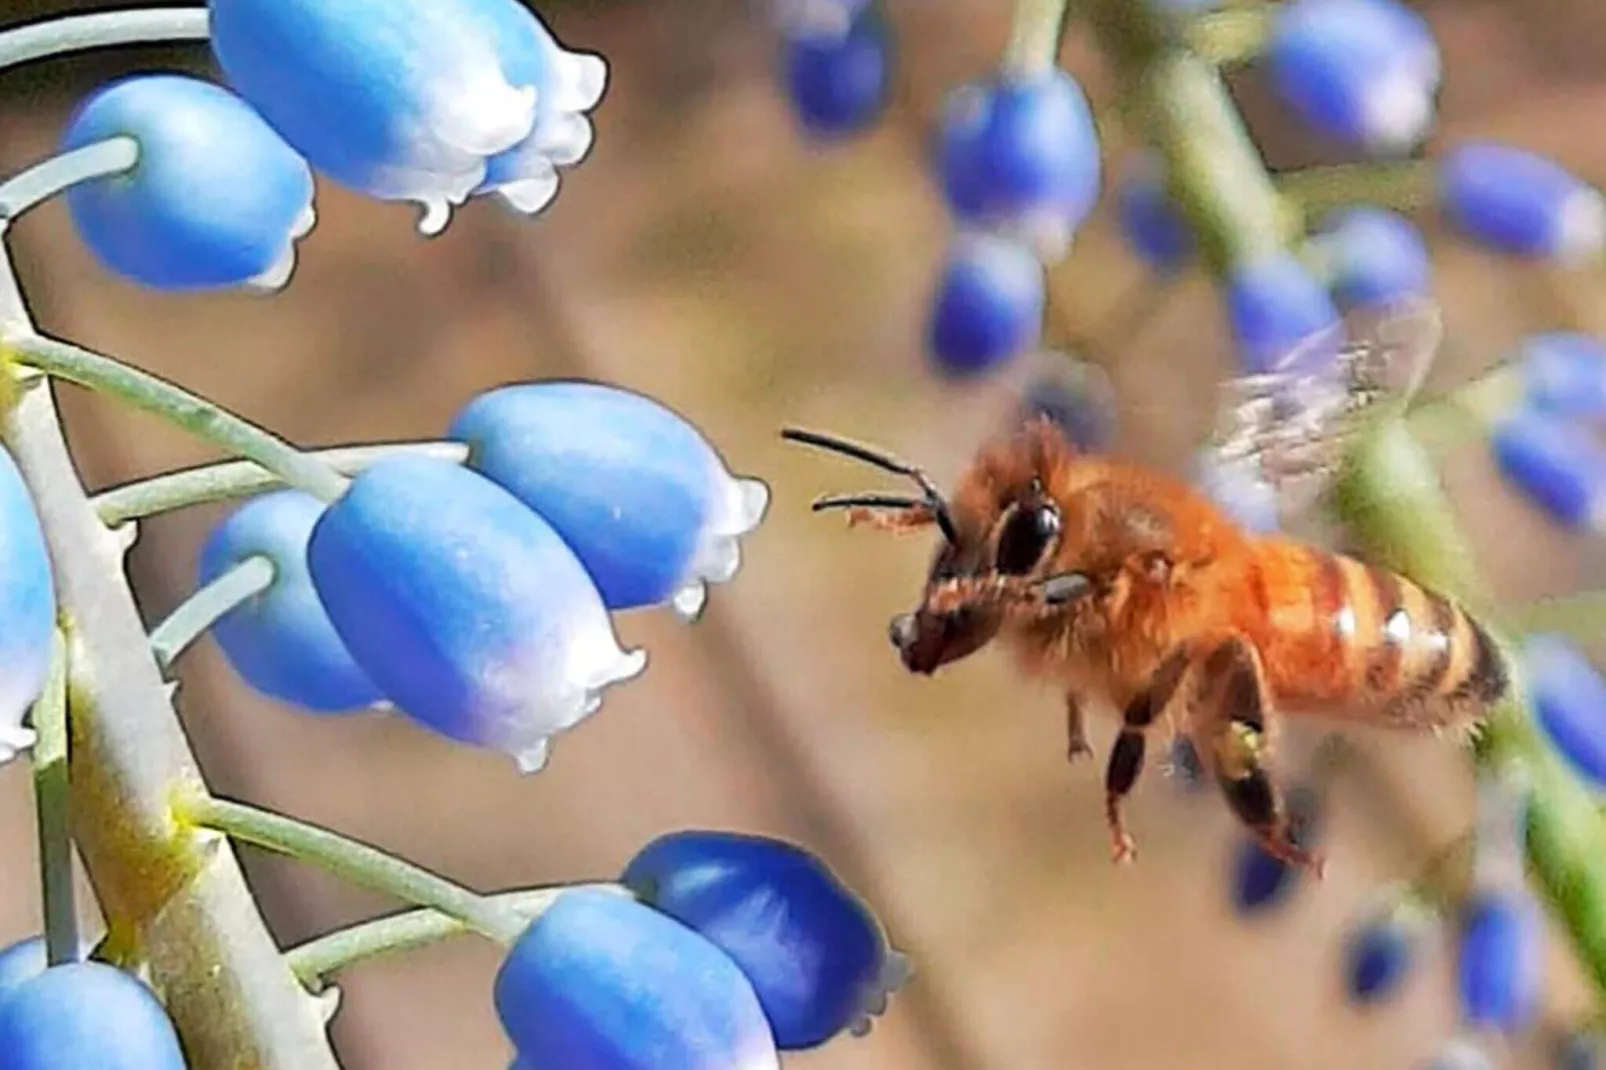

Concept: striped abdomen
[[1243, 540, 1508, 727]]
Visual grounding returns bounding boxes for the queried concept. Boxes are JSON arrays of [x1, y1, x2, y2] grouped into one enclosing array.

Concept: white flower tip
[[556, 52, 609, 113], [163, 680, 181, 704], [433, 79, 537, 158], [774, 0, 853, 41], [246, 242, 299, 292], [514, 737, 553, 774], [290, 201, 318, 240], [670, 579, 709, 623], [533, 113, 596, 168], [1022, 210, 1074, 264], [730, 475, 772, 534], [310, 984, 342, 1025], [1360, 73, 1433, 153], [368, 699, 396, 714], [0, 721, 33, 765], [105, 519, 139, 556], [416, 196, 454, 237], [494, 168, 561, 217], [1553, 189, 1606, 267], [594, 645, 649, 691], [880, 949, 913, 991]]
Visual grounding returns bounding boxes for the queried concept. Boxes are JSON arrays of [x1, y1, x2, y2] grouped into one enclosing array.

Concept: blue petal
[[200, 490, 382, 714], [451, 382, 769, 619], [622, 831, 897, 1050], [782, 7, 891, 140], [1519, 332, 1606, 421], [1116, 156, 1194, 272], [928, 231, 1045, 378], [1440, 143, 1605, 264], [0, 962, 184, 1069], [62, 74, 314, 292], [494, 889, 780, 1070], [306, 456, 645, 772], [0, 445, 54, 762], [937, 69, 1101, 261], [1344, 898, 1429, 1005], [1523, 634, 1606, 790], [1457, 889, 1543, 1033], [0, 938, 45, 1004], [1224, 252, 1342, 376], [1489, 409, 1606, 531], [1312, 207, 1432, 311]]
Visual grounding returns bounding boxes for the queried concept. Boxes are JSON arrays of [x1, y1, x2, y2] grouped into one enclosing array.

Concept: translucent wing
[[1207, 296, 1446, 524]]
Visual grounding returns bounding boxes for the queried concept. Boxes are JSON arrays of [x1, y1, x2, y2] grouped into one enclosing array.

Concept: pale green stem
[[285, 884, 630, 988], [1184, 6, 1275, 67], [34, 629, 76, 966], [149, 556, 275, 672], [1275, 160, 1437, 219], [175, 794, 528, 946], [0, 8, 209, 71], [1003, 0, 1071, 78], [0, 138, 138, 226], [3, 334, 349, 503], [93, 441, 470, 528], [1405, 364, 1522, 454], [1511, 592, 1606, 650]]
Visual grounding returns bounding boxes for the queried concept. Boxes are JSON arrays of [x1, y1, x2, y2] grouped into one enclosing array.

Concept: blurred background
[[1, 0, 1605, 1066]]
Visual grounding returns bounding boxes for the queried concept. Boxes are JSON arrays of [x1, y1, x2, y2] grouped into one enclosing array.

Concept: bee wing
[[1207, 297, 1445, 523]]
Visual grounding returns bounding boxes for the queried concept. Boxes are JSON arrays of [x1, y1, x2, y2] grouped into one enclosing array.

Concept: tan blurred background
[[1, 0, 1606, 1066]]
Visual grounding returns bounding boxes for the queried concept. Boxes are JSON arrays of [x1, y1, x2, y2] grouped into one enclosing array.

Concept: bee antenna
[[780, 426, 959, 544]]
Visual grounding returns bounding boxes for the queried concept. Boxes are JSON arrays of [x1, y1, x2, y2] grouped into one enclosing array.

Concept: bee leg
[[1192, 636, 1327, 879], [1065, 693, 1092, 763], [1104, 647, 1192, 865]]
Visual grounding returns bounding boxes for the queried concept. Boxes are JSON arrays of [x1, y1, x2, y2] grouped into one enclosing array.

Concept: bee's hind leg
[[1191, 635, 1326, 879], [1104, 646, 1192, 865]]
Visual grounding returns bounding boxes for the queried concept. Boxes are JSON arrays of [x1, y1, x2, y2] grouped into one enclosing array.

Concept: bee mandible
[[782, 300, 1509, 876]]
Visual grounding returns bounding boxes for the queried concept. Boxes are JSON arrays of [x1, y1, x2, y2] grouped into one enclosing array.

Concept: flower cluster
[[771, 0, 891, 140]]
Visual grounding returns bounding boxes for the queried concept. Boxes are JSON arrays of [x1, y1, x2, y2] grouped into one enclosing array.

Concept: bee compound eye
[[994, 501, 1061, 576]]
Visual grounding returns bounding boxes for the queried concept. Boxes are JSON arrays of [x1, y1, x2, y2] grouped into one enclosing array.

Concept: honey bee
[[783, 299, 1508, 876]]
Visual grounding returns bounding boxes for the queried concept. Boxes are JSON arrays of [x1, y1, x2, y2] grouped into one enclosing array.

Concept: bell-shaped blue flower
[[1489, 408, 1606, 532], [1224, 251, 1342, 376], [306, 456, 645, 772], [782, 6, 891, 140], [1439, 143, 1605, 265], [936, 69, 1101, 261], [0, 445, 54, 764], [928, 231, 1045, 378], [1116, 156, 1194, 273], [1344, 891, 1434, 1005], [1518, 332, 1606, 422], [208, 0, 606, 236], [494, 888, 780, 1070], [1523, 634, 1606, 790], [0, 937, 45, 1002], [450, 382, 769, 622], [199, 490, 382, 714], [1457, 888, 1543, 1033], [0, 962, 184, 1069], [60, 74, 314, 292], [1269, 0, 1440, 152], [1230, 783, 1321, 915], [1310, 208, 1432, 311], [622, 830, 906, 1049]]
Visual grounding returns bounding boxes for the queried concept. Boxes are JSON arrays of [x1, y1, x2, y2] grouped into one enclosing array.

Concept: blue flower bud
[[199, 490, 382, 714], [623, 830, 904, 1049], [1457, 888, 1544, 1033], [0, 445, 54, 764], [1230, 783, 1321, 915], [61, 74, 314, 292], [1116, 157, 1194, 272], [1440, 143, 1606, 265], [928, 231, 1045, 378], [1225, 251, 1343, 376], [1522, 634, 1606, 790], [783, 7, 891, 140], [0, 938, 45, 1003], [1269, 0, 1440, 152], [1344, 893, 1433, 1005], [494, 889, 780, 1070], [1489, 409, 1606, 532], [0, 962, 184, 1069], [1311, 208, 1432, 311], [208, 0, 605, 236], [937, 69, 1101, 261], [1519, 333, 1606, 422], [306, 457, 645, 772], [450, 382, 769, 620], [1016, 354, 1118, 454]]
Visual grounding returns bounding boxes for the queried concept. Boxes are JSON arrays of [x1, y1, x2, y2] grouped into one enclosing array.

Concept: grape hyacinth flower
[[1489, 409, 1606, 532], [1457, 888, 1544, 1033], [623, 830, 907, 1049], [1309, 208, 1432, 312], [936, 68, 1101, 261], [1115, 156, 1194, 273], [61, 74, 315, 292], [1440, 143, 1606, 265], [0, 937, 45, 1001], [1224, 251, 1342, 376], [494, 888, 780, 1070], [928, 231, 1046, 378], [1268, 0, 1441, 153], [207, 0, 607, 236], [450, 382, 770, 622], [1230, 783, 1322, 914], [0, 446, 54, 764], [0, 962, 185, 1069], [1518, 332, 1606, 422], [782, 5, 892, 140], [1344, 890, 1434, 1005], [1016, 353, 1119, 454], [1523, 634, 1606, 790], [199, 490, 383, 714], [306, 456, 646, 772]]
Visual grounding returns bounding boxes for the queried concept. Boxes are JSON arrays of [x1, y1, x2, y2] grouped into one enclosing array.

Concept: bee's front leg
[[1065, 693, 1092, 763], [1191, 635, 1327, 879], [1103, 647, 1192, 865]]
